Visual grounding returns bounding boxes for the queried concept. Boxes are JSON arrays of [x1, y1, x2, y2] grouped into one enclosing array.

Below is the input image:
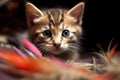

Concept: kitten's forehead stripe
[[46, 9, 64, 27], [48, 11, 55, 26], [60, 10, 64, 23]]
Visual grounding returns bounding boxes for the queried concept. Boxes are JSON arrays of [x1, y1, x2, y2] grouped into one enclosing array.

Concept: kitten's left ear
[[67, 2, 84, 24], [26, 2, 44, 27]]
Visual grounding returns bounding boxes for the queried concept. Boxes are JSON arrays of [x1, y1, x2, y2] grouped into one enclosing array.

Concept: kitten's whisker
[[68, 43, 79, 49], [64, 49, 72, 55], [38, 46, 48, 55], [38, 47, 45, 52], [68, 45, 79, 50]]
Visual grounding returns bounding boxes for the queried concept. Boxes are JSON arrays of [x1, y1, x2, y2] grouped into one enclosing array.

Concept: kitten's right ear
[[67, 2, 84, 24], [26, 2, 44, 26]]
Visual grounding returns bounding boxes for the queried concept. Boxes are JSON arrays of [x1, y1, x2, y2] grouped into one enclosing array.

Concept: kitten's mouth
[[37, 45, 66, 55]]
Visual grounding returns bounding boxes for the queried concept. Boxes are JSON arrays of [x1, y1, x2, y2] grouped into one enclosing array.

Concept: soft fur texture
[[26, 2, 84, 61]]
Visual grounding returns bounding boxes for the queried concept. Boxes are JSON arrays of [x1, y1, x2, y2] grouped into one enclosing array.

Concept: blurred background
[[0, 0, 119, 54]]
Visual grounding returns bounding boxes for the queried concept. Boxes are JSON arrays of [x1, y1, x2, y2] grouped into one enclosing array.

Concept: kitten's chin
[[52, 51, 63, 55], [48, 50, 64, 55], [47, 48, 65, 55]]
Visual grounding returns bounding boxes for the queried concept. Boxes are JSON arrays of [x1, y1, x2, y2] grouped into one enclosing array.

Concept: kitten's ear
[[26, 2, 44, 26], [67, 2, 84, 24]]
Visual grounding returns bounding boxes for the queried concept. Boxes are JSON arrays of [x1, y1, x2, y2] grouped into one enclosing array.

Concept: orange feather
[[93, 73, 116, 80], [0, 48, 54, 73], [108, 44, 117, 60]]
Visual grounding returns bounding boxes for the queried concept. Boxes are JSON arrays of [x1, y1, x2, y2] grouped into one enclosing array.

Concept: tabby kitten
[[26, 2, 84, 61]]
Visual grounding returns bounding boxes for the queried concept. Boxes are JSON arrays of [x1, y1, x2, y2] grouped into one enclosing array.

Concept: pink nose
[[53, 43, 61, 49]]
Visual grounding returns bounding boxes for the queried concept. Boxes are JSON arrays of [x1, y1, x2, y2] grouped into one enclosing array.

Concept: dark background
[[0, 0, 119, 53]]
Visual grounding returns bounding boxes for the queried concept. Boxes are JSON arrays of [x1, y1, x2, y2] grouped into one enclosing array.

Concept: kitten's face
[[26, 2, 84, 57]]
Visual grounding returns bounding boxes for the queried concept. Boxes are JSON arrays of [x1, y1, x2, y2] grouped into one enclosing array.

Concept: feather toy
[[0, 39, 119, 80], [21, 39, 42, 57]]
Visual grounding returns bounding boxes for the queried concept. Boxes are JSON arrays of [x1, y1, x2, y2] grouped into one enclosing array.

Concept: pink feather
[[21, 39, 42, 57]]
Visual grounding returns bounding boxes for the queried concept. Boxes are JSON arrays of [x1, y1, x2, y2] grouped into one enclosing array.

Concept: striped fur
[[26, 2, 84, 61]]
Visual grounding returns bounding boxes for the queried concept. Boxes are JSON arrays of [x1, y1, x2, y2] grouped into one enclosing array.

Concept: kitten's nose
[[53, 43, 61, 49]]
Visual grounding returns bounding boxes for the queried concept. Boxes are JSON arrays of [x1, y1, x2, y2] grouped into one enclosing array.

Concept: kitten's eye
[[43, 30, 52, 38], [62, 30, 70, 38]]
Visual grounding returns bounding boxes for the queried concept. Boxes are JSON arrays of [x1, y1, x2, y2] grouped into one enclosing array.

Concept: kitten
[[25, 2, 84, 61]]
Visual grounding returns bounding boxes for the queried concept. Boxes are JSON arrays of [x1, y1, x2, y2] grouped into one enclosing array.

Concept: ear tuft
[[67, 2, 84, 23]]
